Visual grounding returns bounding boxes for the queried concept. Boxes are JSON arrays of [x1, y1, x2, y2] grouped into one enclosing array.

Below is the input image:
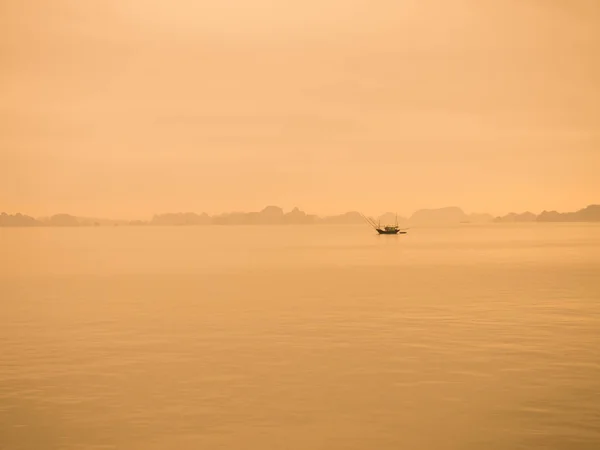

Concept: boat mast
[[360, 213, 379, 230]]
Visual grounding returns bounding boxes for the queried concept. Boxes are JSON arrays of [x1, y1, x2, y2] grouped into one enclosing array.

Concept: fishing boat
[[361, 213, 408, 235], [377, 225, 407, 235]]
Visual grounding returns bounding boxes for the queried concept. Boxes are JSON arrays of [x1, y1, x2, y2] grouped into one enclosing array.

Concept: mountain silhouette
[[0, 212, 40, 227], [43, 214, 81, 227], [320, 211, 364, 225], [537, 205, 600, 222], [2, 204, 598, 227], [409, 207, 468, 226], [494, 212, 537, 223], [494, 205, 600, 223]]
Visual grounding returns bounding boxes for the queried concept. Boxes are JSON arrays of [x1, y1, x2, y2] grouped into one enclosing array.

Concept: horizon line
[[2, 203, 598, 223]]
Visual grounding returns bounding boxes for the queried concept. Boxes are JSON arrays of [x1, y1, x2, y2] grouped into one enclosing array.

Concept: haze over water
[[2, 0, 599, 217], [1, 224, 599, 449], [2, 0, 600, 448]]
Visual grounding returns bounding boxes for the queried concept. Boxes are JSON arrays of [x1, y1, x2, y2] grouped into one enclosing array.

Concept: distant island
[[493, 205, 600, 223], [1, 205, 599, 227]]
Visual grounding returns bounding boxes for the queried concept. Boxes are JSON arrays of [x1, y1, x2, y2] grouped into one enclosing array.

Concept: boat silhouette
[[361, 213, 408, 235]]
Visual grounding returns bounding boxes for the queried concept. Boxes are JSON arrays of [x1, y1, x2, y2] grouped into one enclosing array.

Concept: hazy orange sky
[[1, 0, 598, 218]]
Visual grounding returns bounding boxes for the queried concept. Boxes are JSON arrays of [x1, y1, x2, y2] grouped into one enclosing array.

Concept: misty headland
[[2, 204, 599, 227]]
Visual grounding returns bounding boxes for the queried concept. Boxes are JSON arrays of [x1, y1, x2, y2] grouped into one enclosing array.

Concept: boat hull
[[376, 229, 406, 235]]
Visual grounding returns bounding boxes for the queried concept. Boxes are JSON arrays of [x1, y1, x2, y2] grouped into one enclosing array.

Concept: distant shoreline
[[2, 205, 598, 228]]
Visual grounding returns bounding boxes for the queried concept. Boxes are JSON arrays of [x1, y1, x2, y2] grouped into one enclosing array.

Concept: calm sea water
[[1, 224, 599, 450]]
